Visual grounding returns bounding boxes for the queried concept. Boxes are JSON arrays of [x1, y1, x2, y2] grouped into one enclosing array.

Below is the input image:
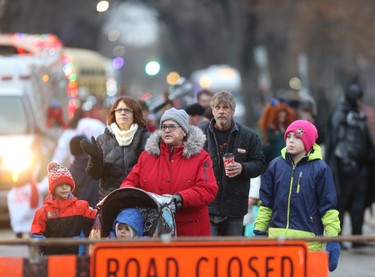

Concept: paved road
[[0, 229, 28, 257], [330, 210, 375, 277], [331, 248, 375, 277]]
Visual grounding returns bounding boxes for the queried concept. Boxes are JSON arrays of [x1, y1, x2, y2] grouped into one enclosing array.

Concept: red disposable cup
[[223, 153, 235, 169]]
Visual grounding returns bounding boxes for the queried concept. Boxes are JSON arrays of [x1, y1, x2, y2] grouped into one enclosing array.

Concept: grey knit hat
[[160, 107, 190, 134]]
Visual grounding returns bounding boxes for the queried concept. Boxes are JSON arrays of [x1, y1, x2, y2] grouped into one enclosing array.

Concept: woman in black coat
[[81, 96, 149, 201]]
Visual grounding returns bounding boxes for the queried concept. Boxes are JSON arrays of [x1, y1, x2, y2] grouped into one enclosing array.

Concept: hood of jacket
[[45, 193, 77, 209], [281, 143, 323, 162], [111, 208, 144, 237], [145, 125, 206, 158]]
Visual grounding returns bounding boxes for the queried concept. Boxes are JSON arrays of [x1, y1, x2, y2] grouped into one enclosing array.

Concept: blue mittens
[[326, 242, 340, 272]]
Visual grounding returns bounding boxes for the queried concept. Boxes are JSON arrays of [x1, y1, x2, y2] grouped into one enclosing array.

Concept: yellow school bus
[[62, 47, 108, 100]]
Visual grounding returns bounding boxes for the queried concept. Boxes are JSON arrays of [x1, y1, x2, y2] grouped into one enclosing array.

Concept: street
[[330, 208, 375, 277]]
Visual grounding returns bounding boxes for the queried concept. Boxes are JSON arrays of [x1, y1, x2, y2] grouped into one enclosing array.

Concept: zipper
[[203, 162, 209, 180], [123, 146, 128, 175], [296, 171, 302, 193], [169, 147, 174, 161], [286, 165, 295, 230]]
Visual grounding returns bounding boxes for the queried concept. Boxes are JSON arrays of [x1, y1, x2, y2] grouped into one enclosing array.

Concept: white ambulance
[[0, 46, 67, 223]]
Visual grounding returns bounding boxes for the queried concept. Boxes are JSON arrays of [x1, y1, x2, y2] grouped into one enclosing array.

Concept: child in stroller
[[108, 208, 144, 239], [90, 187, 176, 239]]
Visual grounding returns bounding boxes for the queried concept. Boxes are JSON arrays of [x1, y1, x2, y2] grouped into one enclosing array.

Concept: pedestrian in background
[[201, 107, 214, 124], [258, 99, 297, 165], [184, 102, 206, 126], [325, 83, 375, 249], [138, 100, 157, 132], [69, 135, 99, 208], [196, 89, 213, 109], [45, 99, 68, 129], [254, 120, 341, 272], [7, 178, 44, 238], [243, 175, 261, 237], [200, 91, 265, 236], [121, 107, 218, 236], [30, 161, 96, 255], [80, 96, 149, 201], [297, 101, 325, 145], [52, 105, 105, 168]]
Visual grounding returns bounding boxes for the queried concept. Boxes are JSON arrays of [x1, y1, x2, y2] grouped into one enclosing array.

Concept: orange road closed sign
[[91, 240, 315, 277]]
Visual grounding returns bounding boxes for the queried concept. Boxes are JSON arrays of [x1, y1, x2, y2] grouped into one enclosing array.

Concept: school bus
[[62, 47, 108, 100]]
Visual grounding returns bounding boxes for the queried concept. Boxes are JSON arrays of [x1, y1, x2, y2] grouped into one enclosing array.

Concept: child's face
[[54, 183, 72, 200], [285, 132, 306, 156], [116, 223, 134, 239]]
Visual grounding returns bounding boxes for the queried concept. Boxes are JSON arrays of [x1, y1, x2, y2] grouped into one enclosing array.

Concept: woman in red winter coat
[[121, 108, 218, 236]]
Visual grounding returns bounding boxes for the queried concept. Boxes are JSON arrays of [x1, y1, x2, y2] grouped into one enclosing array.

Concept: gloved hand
[[31, 234, 47, 255], [253, 230, 268, 236], [326, 242, 340, 272], [172, 193, 183, 211], [80, 136, 101, 158], [31, 234, 46, 239]]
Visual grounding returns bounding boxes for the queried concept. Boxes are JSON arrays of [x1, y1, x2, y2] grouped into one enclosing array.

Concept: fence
[[1, 235, 375, 277]]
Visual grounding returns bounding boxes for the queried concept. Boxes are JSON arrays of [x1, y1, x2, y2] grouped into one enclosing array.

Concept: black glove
[[80, 136, 101, 158], [253, 230, 268, 236], [172, 193, 183, 211]]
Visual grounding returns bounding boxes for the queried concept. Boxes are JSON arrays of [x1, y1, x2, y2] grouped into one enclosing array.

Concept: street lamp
[[97, 1, 109, 12], [145, 60, 160, 76]]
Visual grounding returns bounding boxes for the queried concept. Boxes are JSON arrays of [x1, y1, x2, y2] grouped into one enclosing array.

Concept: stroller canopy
[[96, 187, 176, 237]]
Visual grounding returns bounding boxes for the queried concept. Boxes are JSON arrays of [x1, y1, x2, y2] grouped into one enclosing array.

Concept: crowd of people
[[7, 83, 375, 273]]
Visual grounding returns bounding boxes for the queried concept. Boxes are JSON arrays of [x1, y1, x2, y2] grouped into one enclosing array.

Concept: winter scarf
[[111, 122, 138, 146]]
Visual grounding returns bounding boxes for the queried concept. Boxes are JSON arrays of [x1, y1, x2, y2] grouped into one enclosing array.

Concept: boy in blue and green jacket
[[254, 120, 341, 272]]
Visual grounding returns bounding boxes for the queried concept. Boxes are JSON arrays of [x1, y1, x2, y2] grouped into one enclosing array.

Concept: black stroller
[[90, 187, 176, 238]]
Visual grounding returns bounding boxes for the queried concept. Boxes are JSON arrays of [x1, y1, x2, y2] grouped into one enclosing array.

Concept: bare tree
[[2, 0, 375, 125], [0, 0, 102, 49]]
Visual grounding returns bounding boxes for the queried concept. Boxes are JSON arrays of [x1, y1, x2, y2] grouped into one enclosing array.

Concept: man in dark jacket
[[200, 91, 266, 236], [325, 83, 375, 248]]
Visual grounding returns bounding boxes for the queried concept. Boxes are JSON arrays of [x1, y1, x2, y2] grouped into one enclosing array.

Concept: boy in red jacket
[[31, 161, 96, 255]]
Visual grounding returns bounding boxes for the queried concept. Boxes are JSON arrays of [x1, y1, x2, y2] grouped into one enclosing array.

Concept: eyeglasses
[[114, 108, 133, 114], [160, 124, 180, 132]]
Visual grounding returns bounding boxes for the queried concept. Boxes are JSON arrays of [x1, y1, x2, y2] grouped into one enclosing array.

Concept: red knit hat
[[284, 120, 318, 152], [47, 161, 75, 194]]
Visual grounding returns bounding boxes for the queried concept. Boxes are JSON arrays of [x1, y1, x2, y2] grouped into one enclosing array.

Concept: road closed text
[[104, 254, 300, 277], [92, 241, 309, 277]]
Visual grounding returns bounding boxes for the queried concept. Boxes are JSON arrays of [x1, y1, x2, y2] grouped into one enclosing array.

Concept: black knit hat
[[184, 103, 205, 116], [70, 135, 87, 156]]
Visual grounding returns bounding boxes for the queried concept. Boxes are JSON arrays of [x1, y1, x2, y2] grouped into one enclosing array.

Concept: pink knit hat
[[284, 120, 318, 152], [47, 161, 75, 194]]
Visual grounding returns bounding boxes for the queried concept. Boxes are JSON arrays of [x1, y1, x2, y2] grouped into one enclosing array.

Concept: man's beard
[[218, 118, 229, 128]]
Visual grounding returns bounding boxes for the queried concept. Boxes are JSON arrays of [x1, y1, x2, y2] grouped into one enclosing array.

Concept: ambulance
[[0, 34, 68, 223]]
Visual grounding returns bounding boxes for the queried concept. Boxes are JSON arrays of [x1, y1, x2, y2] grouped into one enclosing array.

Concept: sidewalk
[[340, 204, 375, 248]]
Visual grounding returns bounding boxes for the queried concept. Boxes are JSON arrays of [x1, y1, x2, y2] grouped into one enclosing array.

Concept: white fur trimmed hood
[[145, 125, 206, 159]]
